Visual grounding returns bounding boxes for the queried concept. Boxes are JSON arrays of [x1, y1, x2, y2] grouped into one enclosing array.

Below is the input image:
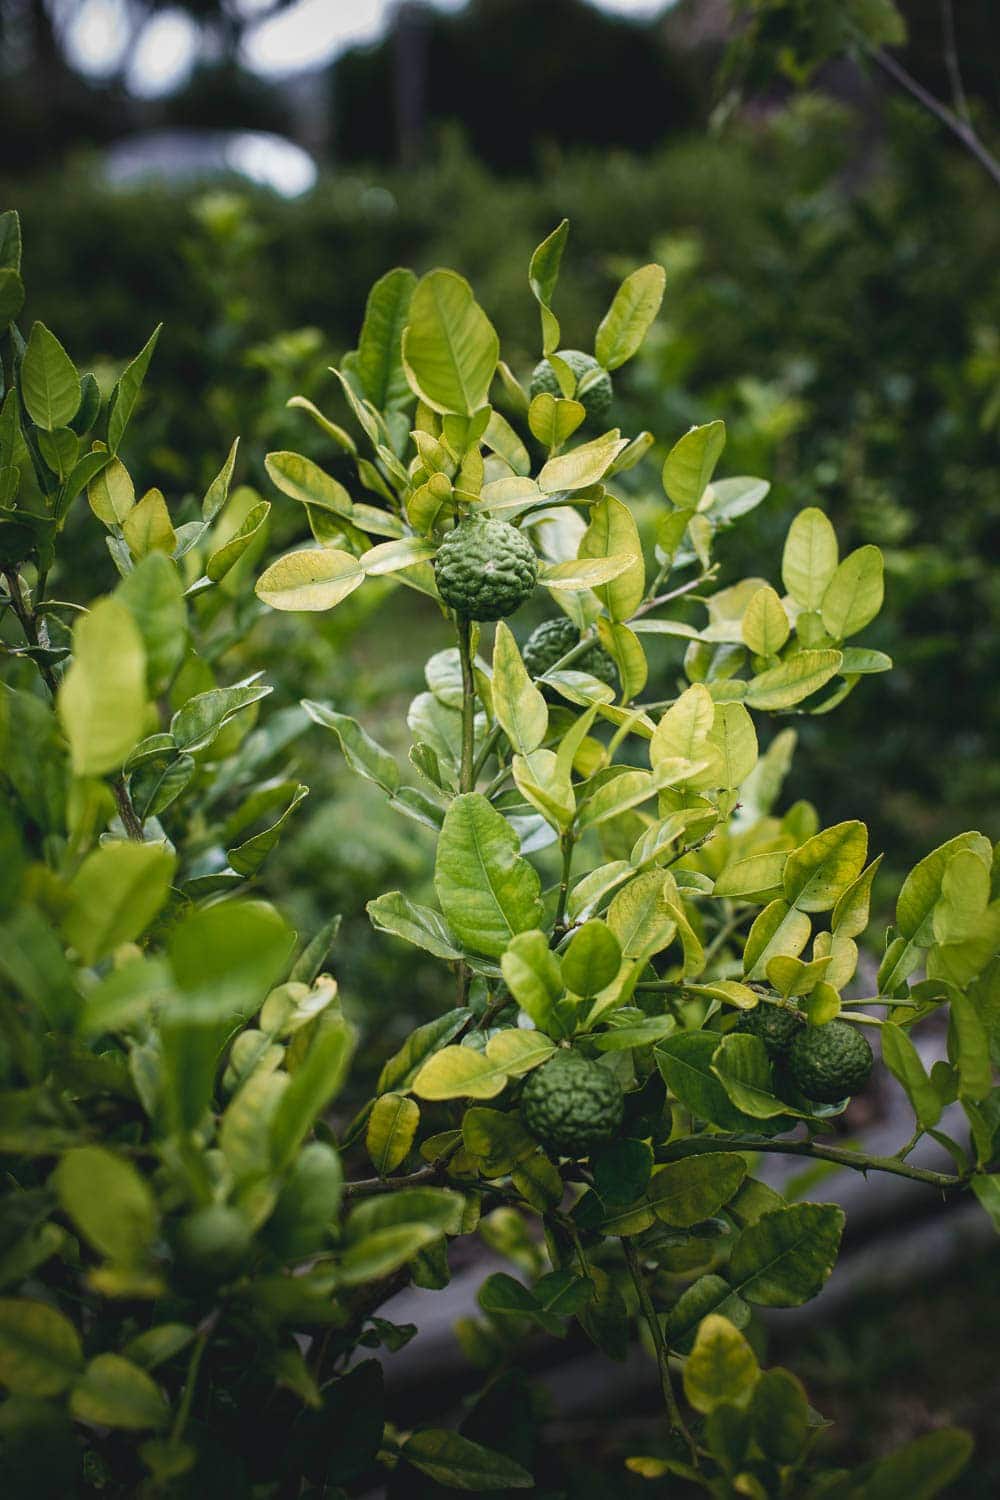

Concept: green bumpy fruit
[[520, 1050, 625, 1157], [434, 518, 539, 621], [174, 1203, 254, 1284], [522, 616, 618, 695], [736, 1002, 803, 1060], [530, 349, 613, 422], [788, 1020, 874, 1104]]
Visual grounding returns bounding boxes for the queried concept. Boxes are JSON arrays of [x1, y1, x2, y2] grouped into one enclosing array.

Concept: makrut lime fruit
[[530, 349, 613, 422], [736, 1001, 803, 1061], [522, 616, 618, 697], [434, 517, 539, 621], [520, 1050, 625, 1157], [788, 1019, 874, 1104], [173, 1203, 254, 1285]]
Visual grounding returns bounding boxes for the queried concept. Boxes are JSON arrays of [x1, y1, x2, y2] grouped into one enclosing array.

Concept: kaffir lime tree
[[0, 207, 996, 1495]]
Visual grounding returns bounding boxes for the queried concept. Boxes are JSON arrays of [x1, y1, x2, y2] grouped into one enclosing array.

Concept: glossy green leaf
[[579, 493, 645, 621], [655, 1033, 758, 1133], [662, 420, 726, 508], [366, 1093, 420, 1175], [303, 699, 399, 793], [0, 1300, 83, 1396], [595, 263, 665, 370], [500, 929, 566, 1035], [712, 1034, 806, 1119], [682, 1314, 759, 1414], [562, 921, 622, 996], [61, 842, 175, 965], [57, 598, 147, 777], [411, 1044, 509, 1101], [745, 649, 843, 711], [271, 1019, 355, 1169], [781, 508, 838, 610], [897, 832, 991, 942], [355, 266, 417, 409], [21, 322, 80, 430], [376, 1009, 473, 1095], [821, 545, 884, 639], [741, 584, 790, 656], [201, 437, 240, 523], [743, 899, 812, 979], [265, 451, 353, 517], [784, 821, 868, 912], [529, 219, 568, 355], [122, 489, 176, 560], [714, 851, 788, 903], [607, 870, 677, 960], [170, 677, 271, 754], [537, 430, 627, 493], [493, 621, 547, 756], [255, 547, 365, 612], [206, 499, 270, 582], [649, 1153, 747, 1227], [726, 1203, 844, 1306], [435, 793, 543, 959], [402, 270, 499, 416], [880, 1023, 942, 1128], [367, 891, 462, 961], [54, 1146, 158, 1264], [70, 1355, 169, 1430], [528, 392, 585, 450], [402, 1429, 534, 1490], [107, 325, 161, 454]]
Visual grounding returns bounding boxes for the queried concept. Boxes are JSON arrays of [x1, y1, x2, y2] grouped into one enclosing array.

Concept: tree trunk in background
[[394, 1, 429, 168]]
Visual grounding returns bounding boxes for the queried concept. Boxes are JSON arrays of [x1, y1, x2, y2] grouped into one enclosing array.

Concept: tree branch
[[867, 42, 1000, 190], [657, 1132, 967, 1192]]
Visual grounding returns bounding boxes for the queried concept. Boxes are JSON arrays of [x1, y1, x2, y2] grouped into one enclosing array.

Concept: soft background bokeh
[[2, 0, 999, 1488]]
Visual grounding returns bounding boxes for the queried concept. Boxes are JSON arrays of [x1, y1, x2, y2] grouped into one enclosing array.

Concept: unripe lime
[[736, 1002, 803, 1061], [522, 616, 618, 697], [530, 350, 613, 422], [788, 1020, 874, 1104], [520, 1051, 624, 1158], [174, 1204, 253, 1284], [434, 517, 539, 621]]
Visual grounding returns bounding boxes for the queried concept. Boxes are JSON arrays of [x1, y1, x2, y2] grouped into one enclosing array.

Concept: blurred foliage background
[[2, 0, 1000, 1486]]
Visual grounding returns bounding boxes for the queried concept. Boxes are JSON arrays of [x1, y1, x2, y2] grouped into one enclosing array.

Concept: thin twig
[[867, 43, 1000, 190], [940, 0, 972, 128], [630, 565, 720, 622], [114, 778, 145, 842], [656, 1133, 967, 1192], [552, 833, 575, 937], [3, 568, 57, 696], [621, 1238, 698, 1467], [169, 1310, 218, 1447]]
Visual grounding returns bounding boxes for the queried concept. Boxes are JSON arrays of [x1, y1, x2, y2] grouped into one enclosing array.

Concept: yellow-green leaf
[[402, 270, 499, 416], [820, 545, 884, 639], [661, 420, 725, 508], [741, 585, 790, 657], [781, 508, 838, 610], [579, 493, 644, 621], [366, 1093, 421, 1175], [492, 621, 548, 756], [595, 263, 666, 371], [57, 598, 147, 777], [682, 1314, 759, 1414], [255, 549, 365, 612]]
